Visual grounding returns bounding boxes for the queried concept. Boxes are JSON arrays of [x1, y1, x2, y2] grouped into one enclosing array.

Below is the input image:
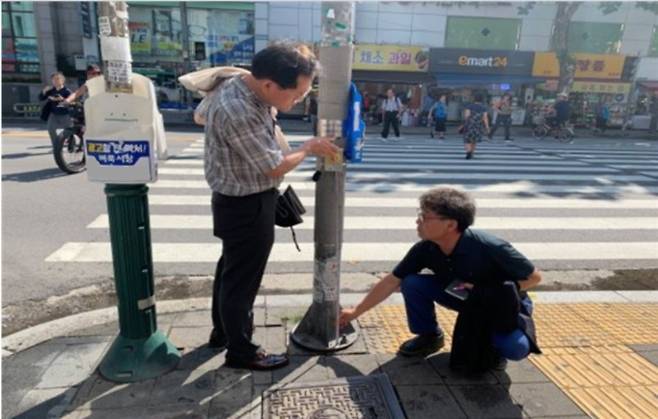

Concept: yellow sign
[[353, 44, 429, 72], [532, 52, 624, 80], [571, 81, 630, 94]]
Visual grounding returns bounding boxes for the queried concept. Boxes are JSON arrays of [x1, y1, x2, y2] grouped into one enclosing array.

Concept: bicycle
[[532, 116, 574, 143], [54, 102, 86, 174]]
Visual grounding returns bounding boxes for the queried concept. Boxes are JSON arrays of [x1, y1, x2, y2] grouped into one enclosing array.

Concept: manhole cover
[[263, 374, 405, 419]]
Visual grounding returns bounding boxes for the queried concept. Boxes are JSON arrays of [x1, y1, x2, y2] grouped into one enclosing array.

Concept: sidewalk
[[3, 291, 658, 418]]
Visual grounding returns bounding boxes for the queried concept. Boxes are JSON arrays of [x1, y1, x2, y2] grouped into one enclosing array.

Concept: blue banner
[[86, 140, 150, 166]]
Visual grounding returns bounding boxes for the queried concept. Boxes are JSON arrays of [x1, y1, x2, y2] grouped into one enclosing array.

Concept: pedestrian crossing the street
[[46, 137, 658, 273]]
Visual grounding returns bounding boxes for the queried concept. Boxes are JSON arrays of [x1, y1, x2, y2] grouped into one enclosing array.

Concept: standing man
[[39, 72, 72, 149], [381, 88, 403, 140], [205, 42, 339, 370], [340, 187, 542, 370], [488, 93, 513, 142]]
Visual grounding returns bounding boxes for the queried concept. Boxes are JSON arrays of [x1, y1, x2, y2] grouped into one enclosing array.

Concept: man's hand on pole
[[303, 136, 340, 158]]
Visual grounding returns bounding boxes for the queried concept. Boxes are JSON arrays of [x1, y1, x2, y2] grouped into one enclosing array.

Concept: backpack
[[433, 103, 446, 119]]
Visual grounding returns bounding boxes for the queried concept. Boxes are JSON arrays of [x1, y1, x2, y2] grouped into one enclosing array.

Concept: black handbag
[[275, 185, 305, 251]]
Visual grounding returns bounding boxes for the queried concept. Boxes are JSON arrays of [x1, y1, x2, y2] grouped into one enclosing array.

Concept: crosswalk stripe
[[150, 179, 658, 194], [147, 194, 658, 209], [87, 215, 658, 230], [534, 149, 658, 156], [158, 166, 620, 176], [45, 242, 658, 262], [163, 158, 594, 167], [282, 172, 649, 182], [582, 159, 658, 164]]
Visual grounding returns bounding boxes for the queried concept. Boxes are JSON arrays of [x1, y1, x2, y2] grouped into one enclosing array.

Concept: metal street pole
[[96, 1, 180, 382], [291, 2, 358, 352]]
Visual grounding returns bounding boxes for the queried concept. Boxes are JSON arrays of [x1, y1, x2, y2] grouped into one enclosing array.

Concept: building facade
[[3, 1, 658, 125]]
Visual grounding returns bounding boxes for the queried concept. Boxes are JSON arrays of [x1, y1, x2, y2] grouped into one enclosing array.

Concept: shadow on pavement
[[12, 342, 520, 418], [2, 168, 72, 183], [2, 152, 53, 160]]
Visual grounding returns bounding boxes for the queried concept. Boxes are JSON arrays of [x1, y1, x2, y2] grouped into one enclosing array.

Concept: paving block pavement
[[3, 296, 658, 418]]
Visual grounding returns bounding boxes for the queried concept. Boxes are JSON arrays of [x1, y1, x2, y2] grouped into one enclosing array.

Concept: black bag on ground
[[275, 185, 305, 251]]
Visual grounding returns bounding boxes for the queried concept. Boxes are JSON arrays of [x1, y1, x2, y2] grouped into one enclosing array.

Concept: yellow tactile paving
[[530, 347, 658, 387], [359, 305, 457, 354], [567, 385, 658, 419], [530, 345, 658, 418], [362, 303, 658, 419], [532, 304, 617, 348], [568, 303, 658, 345]]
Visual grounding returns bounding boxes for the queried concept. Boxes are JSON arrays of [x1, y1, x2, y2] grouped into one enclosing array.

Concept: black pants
[[211, 188, 277, 362], [489, 114, 511, 140], [381, 111, 400, 138]]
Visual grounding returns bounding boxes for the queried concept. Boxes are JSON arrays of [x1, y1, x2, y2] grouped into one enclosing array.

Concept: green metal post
[[98, 184, 180, 382]]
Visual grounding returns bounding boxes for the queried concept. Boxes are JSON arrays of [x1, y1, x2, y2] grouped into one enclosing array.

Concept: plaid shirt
[[204, 76, 284, 196]]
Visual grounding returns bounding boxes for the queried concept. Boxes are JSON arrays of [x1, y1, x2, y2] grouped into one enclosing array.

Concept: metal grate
[[262, 374, 405, 419]]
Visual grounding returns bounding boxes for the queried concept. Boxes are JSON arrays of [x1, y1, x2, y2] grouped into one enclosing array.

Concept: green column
[[99, 184, 180, 382]]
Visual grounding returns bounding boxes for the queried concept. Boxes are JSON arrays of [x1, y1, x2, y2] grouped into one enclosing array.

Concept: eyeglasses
[[416, 209, 450, 223]]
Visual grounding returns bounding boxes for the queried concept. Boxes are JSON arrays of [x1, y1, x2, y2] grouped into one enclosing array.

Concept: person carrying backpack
[[429, 94, 448, 139]]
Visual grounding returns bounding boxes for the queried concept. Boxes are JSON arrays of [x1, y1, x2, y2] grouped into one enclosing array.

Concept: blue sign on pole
[[86, 140, 150, 166]]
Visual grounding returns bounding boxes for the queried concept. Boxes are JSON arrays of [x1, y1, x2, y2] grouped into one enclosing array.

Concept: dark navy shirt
[[39, 86, 72, 116], [554, 100, 570, 122], [393, 229, 535, 287]]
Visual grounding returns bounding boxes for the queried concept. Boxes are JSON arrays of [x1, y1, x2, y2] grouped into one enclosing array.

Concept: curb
[[4, 291, 658, 358]]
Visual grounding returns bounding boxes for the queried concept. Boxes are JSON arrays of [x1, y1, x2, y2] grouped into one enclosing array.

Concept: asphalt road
[[2, 127, 658, 309]]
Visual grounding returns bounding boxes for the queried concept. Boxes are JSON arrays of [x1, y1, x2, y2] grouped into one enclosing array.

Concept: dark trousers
[[489, 114, 511, 140], [211, 188, 277, 362], [400, 274, 532, 361], [381, 111, 400, 138]]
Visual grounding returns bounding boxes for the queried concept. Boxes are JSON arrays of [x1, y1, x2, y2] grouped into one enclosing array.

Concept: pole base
[[290, 320, 360, 353], [99, 330, 181, 383]]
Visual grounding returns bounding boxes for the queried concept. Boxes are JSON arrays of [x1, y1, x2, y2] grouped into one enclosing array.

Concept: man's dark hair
[[251, 42, 318, 89], [420, 187, 476, 232], [473, 92, 485, 103], [86, 64, 101, 73]]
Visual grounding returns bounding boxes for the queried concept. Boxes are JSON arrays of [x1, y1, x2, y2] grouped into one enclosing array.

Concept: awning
[[351, 70, 434, 84], [433, 73, 543, 87], [638, 81, 658, 91]]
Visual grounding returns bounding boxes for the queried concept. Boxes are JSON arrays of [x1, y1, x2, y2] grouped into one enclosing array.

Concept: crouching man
[[339, 187, 542, 371]]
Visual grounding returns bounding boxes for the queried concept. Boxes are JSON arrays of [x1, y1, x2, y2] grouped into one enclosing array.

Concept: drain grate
[[262, 374, 405, 419]]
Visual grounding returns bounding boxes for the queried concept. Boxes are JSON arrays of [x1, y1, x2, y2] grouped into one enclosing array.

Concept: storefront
[[532, 52, 628, 127], [429, 48, 536, 123], [630, 57, 658, 130], [351, 44, 432, 126], [127, 1, 254, 107]]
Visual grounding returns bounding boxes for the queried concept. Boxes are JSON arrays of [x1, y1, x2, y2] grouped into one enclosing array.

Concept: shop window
[[2, 12, 11, 36], [14, 37, 37, 61], [8, 2, 33, 12], [445, 16, 521, 50], [567, 22, 623, 54], [11, 12, 36, 37], [650, 25, 658, 57], [1, 2, 38, 80], [187, 7, 255, 66], [128, 5, 183, 62]]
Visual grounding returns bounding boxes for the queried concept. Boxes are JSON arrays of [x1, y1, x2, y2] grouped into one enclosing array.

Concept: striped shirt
[[204, 76, 284, 196]]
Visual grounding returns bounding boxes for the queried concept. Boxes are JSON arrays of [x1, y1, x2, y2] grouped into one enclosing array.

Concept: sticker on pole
[[86, 140, 150, 166]]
